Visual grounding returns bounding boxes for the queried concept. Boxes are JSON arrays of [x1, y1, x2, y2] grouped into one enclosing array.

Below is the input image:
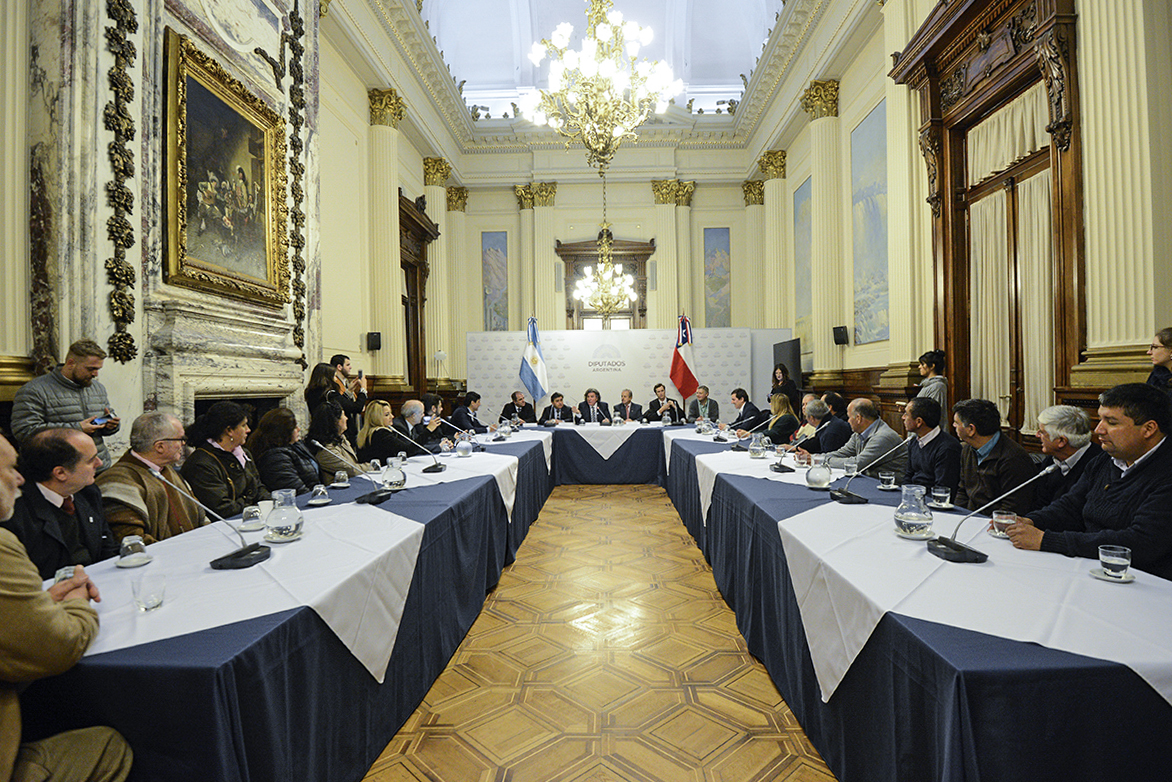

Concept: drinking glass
[[844, 458, 859, 477], [1099, 545, 1131, 579], [879, 471, 896, 488], [991, 511, 1016, 537], [310, 484, 330, 504], [132, 573, 166, 612], [931, 486, 951, 506], [332, 470, 350, 488], [239, 505, 265, 532]]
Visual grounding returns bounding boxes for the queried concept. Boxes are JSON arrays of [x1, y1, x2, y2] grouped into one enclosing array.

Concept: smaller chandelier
[[572, 220, 637, 324], [522, 0, 682, 171]]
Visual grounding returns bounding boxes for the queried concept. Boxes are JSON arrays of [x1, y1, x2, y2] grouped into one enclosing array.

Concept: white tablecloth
[[361, 450, 520, 521], [83, 504, 425, 682], [480, 429, 553, 470], [662, 428, 725, 474], [778, 502, 1172, 706], [560, 422, 649, 459], [695, 452, 843, 523]]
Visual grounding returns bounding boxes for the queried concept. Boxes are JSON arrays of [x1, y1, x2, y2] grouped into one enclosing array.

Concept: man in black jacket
[[499, 391, 537, 424], [451, 392, 496, 434], [1029, 404, 1104, 511], [645, 384, 681, 423], [1008, 384, 1172, 580], [720, 388, 764, 433], [1, 428, 118, 580], [902, 397, 962, 499]]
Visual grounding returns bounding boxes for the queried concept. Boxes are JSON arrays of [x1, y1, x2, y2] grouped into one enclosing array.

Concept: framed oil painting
[[164, 27, 288, 305]]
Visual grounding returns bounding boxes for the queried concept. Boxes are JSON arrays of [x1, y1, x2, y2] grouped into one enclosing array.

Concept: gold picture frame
[[164, 28, 289, 305]]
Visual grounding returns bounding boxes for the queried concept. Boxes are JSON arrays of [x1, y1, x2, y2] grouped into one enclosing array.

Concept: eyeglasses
[[155, 437, 187, 444], [1149, 344, 1166, 351]]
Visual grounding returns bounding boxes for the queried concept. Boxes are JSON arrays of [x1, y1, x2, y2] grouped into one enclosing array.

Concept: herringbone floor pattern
[[363, 484, 836, 782]]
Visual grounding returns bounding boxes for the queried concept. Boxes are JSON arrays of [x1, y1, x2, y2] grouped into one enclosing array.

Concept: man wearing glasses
[[96, 411, 205, 544]]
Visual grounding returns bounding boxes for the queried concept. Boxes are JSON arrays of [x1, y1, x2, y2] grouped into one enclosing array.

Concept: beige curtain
[[967, 81, 1049, 186], [1017, 169, 1055, 427], [969, 190, 1011, 421]]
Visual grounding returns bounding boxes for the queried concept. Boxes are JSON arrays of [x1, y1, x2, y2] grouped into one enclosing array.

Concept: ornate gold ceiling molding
[[369, 87, 405, 127], [800, 79, 839, 119], [423, 156, 451, 185], [742, 180, 765, 205], [446, 186, 468, 211], [758, 149, 787, 179]]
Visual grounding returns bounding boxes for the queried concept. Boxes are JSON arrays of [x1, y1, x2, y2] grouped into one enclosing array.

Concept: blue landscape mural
[[794, 178, 813, 369], [704, 227, 731, 327], [851, 100, 889, 344], [482, 231, 508, 331]]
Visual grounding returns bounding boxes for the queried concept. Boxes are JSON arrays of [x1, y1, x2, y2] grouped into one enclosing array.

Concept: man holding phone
[[11, 339, 120, 473]]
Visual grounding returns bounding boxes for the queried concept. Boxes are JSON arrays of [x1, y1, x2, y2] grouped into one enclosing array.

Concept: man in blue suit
[[450, 392, 496, 434]]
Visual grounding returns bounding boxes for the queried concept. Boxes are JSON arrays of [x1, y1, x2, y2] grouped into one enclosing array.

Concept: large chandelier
[[523, 0, 680, 325]]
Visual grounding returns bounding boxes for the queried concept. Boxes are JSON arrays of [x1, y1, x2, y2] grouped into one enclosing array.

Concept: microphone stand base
[[210, 543, 271, 570], [729, 443, 747, 452], [830, 489, 868, 504], [926, 537, 988, 563], [422, 463, 447, 473]]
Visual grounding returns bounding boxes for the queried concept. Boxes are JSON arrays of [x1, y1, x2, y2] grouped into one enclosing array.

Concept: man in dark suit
[[901, 397, 962, 499], [952, 398, 1039, 515], [720, 388, 764, 432], [499, 391, 537, 424], [1029, 405, 1104, 511], [613, 389, 643, 422], [538, 392, 575, 425], [577, 388, 611, 424], [1, 428, 118, 580], [645, 383, 681, 423], [793, 398, 852, 454], [451, 391, 496, 434]]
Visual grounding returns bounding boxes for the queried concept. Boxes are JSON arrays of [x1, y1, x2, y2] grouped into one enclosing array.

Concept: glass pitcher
[[382, 455, 407, 488], [266, 488, 303, 540], [749, 433, 767, 459], [805, 454, 832, 488], [894, 485, 934, 535]]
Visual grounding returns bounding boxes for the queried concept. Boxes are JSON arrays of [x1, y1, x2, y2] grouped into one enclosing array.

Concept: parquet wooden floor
[[363, 484, 837, 782]]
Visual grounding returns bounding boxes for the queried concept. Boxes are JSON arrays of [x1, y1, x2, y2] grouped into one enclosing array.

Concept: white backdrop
[[466, 328, 790, 422]]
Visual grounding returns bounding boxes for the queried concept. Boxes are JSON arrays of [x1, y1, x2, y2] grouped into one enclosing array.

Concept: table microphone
[[394, 425, 448, 473], [829, 434, 915, 505], [926, 463, 1060, 563], [144, 467, 271, 569], [438, 416, 489, 448], [727, 414, 771, 451]]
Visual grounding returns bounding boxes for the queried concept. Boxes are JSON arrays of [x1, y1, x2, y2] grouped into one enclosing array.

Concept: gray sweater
[[11, 368, 119, 469], [823, 419, 909, 477]]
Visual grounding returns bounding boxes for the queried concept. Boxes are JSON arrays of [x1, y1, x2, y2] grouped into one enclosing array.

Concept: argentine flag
[[519, 316, 549, 403]]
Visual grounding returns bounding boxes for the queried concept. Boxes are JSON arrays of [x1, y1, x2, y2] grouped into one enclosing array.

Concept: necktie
[[61, 495, 76, 515], [591, 406, 597, 423]]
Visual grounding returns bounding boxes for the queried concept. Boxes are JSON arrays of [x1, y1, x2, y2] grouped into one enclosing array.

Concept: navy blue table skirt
[[23, 442, 550, 782], [675, 463, 1172, 782], [549, 426, 669, 485]]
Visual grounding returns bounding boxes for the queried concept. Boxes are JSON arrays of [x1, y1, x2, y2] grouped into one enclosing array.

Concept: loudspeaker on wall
[[832, 326, 849, 346], [366, 332, 382, 351]]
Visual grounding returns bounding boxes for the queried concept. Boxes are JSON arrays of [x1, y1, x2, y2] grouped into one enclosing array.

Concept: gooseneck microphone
[[830, 434, 915, 505], [726, 414, 772, 451], [926, 463, 1060, 563], [145, 466, 271, 569], [394, 423, 448, 473]]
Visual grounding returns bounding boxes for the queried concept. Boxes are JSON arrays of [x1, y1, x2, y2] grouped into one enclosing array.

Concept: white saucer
[[987, 527, 1010, 539], [264, 530, 303, 544], [329, 482, 350, 489], [894, 527, 935, 540], [116, 553, 153, 568], [1089, 567, 1135, 584], [306, 498, 332, 506], [877, 484, 900, 491], [238, 521, 265, 532], [928, 501, 955, 510]]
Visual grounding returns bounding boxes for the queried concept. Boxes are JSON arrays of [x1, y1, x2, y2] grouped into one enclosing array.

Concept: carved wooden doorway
[[399, 190, 439, 393]]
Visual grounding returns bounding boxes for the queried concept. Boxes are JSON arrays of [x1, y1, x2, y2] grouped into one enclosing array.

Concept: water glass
[[931, 486, 951, 506], [132, 573, 166, 612], [310, 484, 330, 502], [879, 471, 896, 488], [239, 505, 265, 532], [257, 499, 274, 518], [991, 511, 1016, 535], [332, 470, 350, 487], [1099, 545, 1131, 579], [844, 458, 859, 477]]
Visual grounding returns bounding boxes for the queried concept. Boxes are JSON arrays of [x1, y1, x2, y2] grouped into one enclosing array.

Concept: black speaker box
[[832, 326, 849, 346], [366, 332, 382, 351]]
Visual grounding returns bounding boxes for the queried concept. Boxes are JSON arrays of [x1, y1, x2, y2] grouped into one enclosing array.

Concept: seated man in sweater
[[96, 412, 205, 544], [902, 397, 962, 500], [1008, 383, 1172, 580], [1028, 404, 1104, 511], [805, 398, 908, 477], [951, 398, 1038, 515]]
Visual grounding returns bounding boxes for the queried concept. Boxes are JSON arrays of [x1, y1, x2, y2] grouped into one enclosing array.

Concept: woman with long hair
[[181, 400, 270, 517], [356, 399, 424, 462], [915, 349, 949, 410], [745, 392, 800, 445], [304, 362, 337, 413], [1147, 328, 1172, 392], [771, 363, 801, 419], [305, 401, 371, 480], [247, 408, 320, 494]]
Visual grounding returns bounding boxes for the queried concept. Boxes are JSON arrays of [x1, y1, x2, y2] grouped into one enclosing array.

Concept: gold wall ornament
[[800, 79, 839, 119], [514, 184, 534, 209], [369, 87, 405, 128], [675, 181, 695, 207], [446, 186, 468, 212], [319, 0, 331, 17], [758, 149, 787, 179], [742, 180, 765, 206], [423, 157, 451, 186], [651, 180, 679, 205], [104, 0, 138, 363], [533, 182, 558, 207]]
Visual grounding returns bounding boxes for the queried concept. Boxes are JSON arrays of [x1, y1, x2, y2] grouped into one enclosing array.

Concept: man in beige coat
[[0, 432, 132, 781]]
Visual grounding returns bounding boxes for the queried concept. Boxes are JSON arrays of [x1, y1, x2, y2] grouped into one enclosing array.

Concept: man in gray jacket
[[11, 339, 120, 472], [822, 398, 909, 477]]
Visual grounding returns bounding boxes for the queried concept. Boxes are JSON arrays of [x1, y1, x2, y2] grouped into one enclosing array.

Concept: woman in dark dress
[[746, 392, 800, 445], [771, 363, 801, 420], [247, 408, 320, 494]]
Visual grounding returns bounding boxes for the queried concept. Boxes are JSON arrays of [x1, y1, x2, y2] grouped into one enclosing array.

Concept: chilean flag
[[670, 315, 699, 399]]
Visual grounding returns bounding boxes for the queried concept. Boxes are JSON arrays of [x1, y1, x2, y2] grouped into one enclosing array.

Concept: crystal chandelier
[[523, 0, 680, 325]]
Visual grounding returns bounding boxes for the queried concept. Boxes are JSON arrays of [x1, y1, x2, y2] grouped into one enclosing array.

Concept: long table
[[665, 437, 1172, 781], [548, 424, 671, 485], [21, 441, 551, 782]]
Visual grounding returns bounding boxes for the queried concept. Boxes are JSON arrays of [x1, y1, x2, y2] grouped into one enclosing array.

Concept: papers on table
[[778, 502, 1172, 707]]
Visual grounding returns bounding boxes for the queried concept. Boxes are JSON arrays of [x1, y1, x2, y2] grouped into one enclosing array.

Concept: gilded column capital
[[800, 79, 840, 119], [675, 181, 695, 207], [447, 186, 468, 212], [423, 157, 452, 186], [651, 180, 679, 205], [533, 182, 558, 207], [369, 88, 405, 128], [742, 180, 765, 206], [514, 184, 534, 210], [757, 150, 787, 180]]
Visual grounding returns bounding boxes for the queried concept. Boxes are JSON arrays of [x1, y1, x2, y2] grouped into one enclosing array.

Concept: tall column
[[803, 80, 844, 382], [446, 186, 469, 380], [532, 183, 561, 329], [651, 180, 679, 328], [880, 0, 933, 390], [1072, 0, 1172, 384], [516, 185, 535, 327], [676, 181, 695, 323], [742, 181, 765, 328], [368, 88, 407, 383], [759, 151, 789, 328], [423, 157, 451, 383], [1, 0, 30, 362]]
